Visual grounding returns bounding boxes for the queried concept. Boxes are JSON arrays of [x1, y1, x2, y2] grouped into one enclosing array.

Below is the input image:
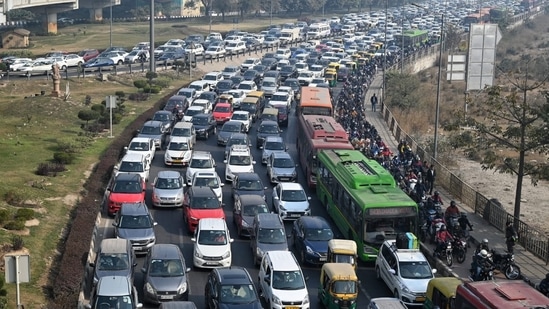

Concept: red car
[[106, 173, 146, 216], [212, 102, 233, 125], [78, 49, 100, 62], [183, 186, 225, 233]]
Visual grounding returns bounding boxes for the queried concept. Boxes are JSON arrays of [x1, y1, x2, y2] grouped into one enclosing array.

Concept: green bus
[[395, 29, 429, 48], [316, 149, 418, 262]]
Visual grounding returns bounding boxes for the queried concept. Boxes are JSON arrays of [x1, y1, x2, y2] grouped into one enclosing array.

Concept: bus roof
[[402, 29, 428, 37], [311, 138, 354, 150], [300, 86, 332, 108], [302, 115, 348, 140], [458, 280, 549, 309]]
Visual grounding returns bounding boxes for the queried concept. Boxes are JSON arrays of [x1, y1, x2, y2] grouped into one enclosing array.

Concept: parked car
[[78, 49, 100, 62], [125, 50, 149, 63], [205, 46, 226, 58], [63, 54, 85, 67]]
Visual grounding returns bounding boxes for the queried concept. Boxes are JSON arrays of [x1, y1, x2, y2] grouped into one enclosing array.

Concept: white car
[[62, 54, 85, 67], [237, 81, 258, 95], [8, 58, 33, 71], [268, 92, 292, 109], [184, 42, 205, 56], [205, 46, 226, 58], [164, 39, 186, 47], [192, 218, 233, 268], [309, 65, 325, 78], [153, 45, 169, 58], [191, 99, 213, 114], [225, 40, 247, 55], [275, 48, 291, 60], [297, 71, 314, 85], [272, 182, 311, 220], [189, 80, 211, 98], [202, 71, 224, 89], [241, 57, 260, 71], [230, 111, 252, 133], [183, 106, 205, 122], [223, 145, 256, 182], [18, 60, 54, 75], [191, 171, 224, 204], [124, 50, 149, 63], [48, 57, 69, 70], [124, 137, 156, 167], [227, 89, 246, 108], [185, 151, 216, 185], [113, 153, 150, 182], [375, 241, 436, 306], [164, 136, 193, 167], [295, 62, 309, 73], [133, 41, 150, 51], [102, 51, 127, 65]]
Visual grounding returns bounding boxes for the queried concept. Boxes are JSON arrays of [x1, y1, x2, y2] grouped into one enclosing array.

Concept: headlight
[[145, 282, 156, 294], [256, 247, 264, 257], [222, 251, 231, 259], [272, 295, 281, 305], [402, 286, 411, 293], [178, 282, 188, 294], [184, 151, 192, 160], [279, 203, 286, 211], [198, 128, 206, 132], [194, 249, 203, 258], [306, 246, 314, 254], [303, 295, 309, 305], [292, 171, 297, 177], [241, 220, 250, 228]]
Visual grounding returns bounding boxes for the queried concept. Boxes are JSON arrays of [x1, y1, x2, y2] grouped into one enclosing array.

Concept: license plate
[[134, 247, 143, 251], [206, 262, 218, 266], [280, 178, 290, 181], [415, 297, 425, 302], [285, 307, 299, 309], [319, 257, 327, 262], [173, 159, 182, 163], [160, 295, 174, 300], [290, 214, 301, 217]]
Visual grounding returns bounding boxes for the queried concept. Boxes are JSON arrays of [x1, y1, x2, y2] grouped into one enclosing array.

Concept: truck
[[279, 28, 301, 43]]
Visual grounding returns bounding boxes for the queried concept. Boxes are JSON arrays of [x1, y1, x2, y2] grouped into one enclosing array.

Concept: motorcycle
[[429, 218, 445, 244], [470, 262, 495, 281], [491, 250, 521, 280], [434, 240, 453, 266], [452, 237, 467, 264]]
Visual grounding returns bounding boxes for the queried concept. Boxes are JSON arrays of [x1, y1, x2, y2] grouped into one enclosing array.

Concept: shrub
[[86, 123, 106, 133], [4, 190, 24, 206], [56, 138, 82, 154], [152, 77, 172, 88], [128, 92, 149, 101], [133, 79, 148, 89], [84, 95, 92, 106], [53, 152, 76, 165], [115, 91, 125, 98], [112, 113, 123, 124], [90, 104, 106, 115], [4, 220, 25, 231], [143, 85, 161, 94], [0, 210, 10, 225], [36, 162, 67, 176], [11, 235, 24, 250], [15, 208, 34, 221]]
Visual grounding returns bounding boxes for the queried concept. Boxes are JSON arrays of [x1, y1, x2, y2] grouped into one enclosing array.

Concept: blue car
[[83, 57, 115, 69], [292, 216, 334, 265]]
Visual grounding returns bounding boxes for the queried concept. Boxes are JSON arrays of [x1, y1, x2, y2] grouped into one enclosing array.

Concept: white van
[[258, 251, 309, 309]]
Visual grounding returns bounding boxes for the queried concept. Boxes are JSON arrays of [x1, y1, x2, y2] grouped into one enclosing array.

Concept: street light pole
[[149, 0, 155, 72], [270, 0, 273, 26], [382, 0, 388, 105], [433, 13, 444, 159], [109, 0, 113, 47]]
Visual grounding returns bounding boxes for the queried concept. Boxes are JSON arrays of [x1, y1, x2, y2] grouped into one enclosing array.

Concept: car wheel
[[300, 250, 306, 265], [117, 60, 123, 65], [213, 127, 217, 135], [61, 65, 67, 70]]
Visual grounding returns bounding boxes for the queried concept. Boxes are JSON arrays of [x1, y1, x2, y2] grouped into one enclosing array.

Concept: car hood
[[147, 275, 186, 292], [188, 208, 225, 220], [304, 239, 328, 254], [95, 269, 132, 282], [271, 167, 296, 176], [257, 132, 280, 139], [279, 200, 309, 211], [228, 165, 254, 174], [195, 244, 230, 257], [218, 131, 236, 140], [183, 115, 193, 122], [109, 192, 144, 203], [272, 288, 308, 304], [138, 133, 162, 140], [213, 112, 231, 118], [194, 124, 209, 130], [219, 301, 262, 309], [166, 149, 190, 158], [153, 188, 183, 199], [401, 277, 432, 294], [117, 227, 155, 241], [258, 241, 288, 252]]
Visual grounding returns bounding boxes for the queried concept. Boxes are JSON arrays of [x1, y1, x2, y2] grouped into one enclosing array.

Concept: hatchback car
[[142, 244, 191, 304], [256, 120, 282, 149], [237, 81, 258, 94], [267, 152, 297, 183], [251, 213, 288, 266], [171, 122, 197, 148], [231, 172, 267, 201], [291, 216, 334, 265], [113, 202, 157, 255], [272, 182, 311, 220], [87, 276, 143, 309], [205, 267, 262, 309], [192, 113, 217, 139], [183, 186, 225, 234], [124, 137, 156, 167], [185, 151, 216, 185], [215, 80, 235, 95], [230, 111, 252, 133], [151, 171, 185, 208], [106, 173, 146, 216], [191, 171, 224, 204], [192, 218, 233, 268], [212, 103, 234, 125], [90, 238, 136, 287], [217, 120, 245, 146], [224, 133, 252, 159], [222, 65, 241, 79], [164, 137, 192, 167], [183, 106, 205, 123], [138, 120, 167, 150], [233, 194, 270, 238], [261, 136, 287, 164]]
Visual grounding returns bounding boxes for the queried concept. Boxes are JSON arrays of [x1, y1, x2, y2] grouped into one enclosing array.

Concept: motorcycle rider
[[471, 249, 493, 281], [435, 224, 454, 256], [475, 239, 490, 255], [445, 201, 460, 225], [538, 273, 549, 296], [431, 191, 444, 205]]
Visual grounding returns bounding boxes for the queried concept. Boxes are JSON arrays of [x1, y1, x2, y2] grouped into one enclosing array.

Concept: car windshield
[[199, 92, 216, 101], [198, 230, 228, 245], [204, 75, 218, 81], [172, 127, 191, 137], [193, 102, 208, 110], [332, 280, 357, 294], [218, 81, 232, 89], [281, 66, 294, 72], [118, 214, 154, 229], [193, 177, 220, 188], [186, 109, 202, 116], [281, 189, 307, 201], [155, 177, 183, 189], [271, 94, 288, 102], [238, 180, 263, 191], [222, 123, 241, 132], [305, 228, 333, 241], [265, 141, 285, 150], [128, 142, 150, 151], [229, 155, 251, 165], [228, 138, 247, 147], [239, 84, 253, 90], [229, 91, 243, 98], [95, 296, 133, 309], [244, 59, 256, 64], [244, 71, 257, 78], [258, 228, 286, 243], [192, 117, 209, 126], [190, 158, 213, 168], [232, 113, 248, 121], [148, 259, 185, 277], [242, 204, 269, 216], [259, 124, 279, 134], [140, 125, 161, 135], [272, 271, 305, 290], [273, 158, 294, 168], [168, 141, 189, 151], [118, 161, 144, 173], [215, 106, 231, 113], [224, 67, 238, 73], [299, 72, 313, 78], [399, 261, 433, 279], [219, 284, 257, 303], [97, 253, 130, 271], [262, 81, 276, 87], [191, 196, 220, 209], [179, 91, 193, 98], [189, 84, 203, 91], [112, 180, 142, 193]]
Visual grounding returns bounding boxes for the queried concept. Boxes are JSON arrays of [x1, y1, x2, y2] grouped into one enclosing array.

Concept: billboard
[[466, 24, 502, 91]]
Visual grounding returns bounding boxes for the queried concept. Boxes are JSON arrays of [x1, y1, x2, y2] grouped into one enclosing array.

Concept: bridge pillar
[[43, 12, 58, 34], [89, 8, 104, 21]]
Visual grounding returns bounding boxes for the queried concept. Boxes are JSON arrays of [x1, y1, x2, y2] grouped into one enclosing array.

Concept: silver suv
[[266, 152, 297, 183], [113, 202, 157, 255], [86, 276, 142, 309]]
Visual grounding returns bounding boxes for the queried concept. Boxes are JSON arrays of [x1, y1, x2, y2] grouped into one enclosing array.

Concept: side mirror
[[264, 275, 271, 284], [191, 238, 196, 242], [252, 161, 257, 164], [273, 196, 279, 200], [230, 238, 234, 243], [220, 183, 225, 187], [307, 196, 312, 200], [153, 222, 158, 226], [186, 267, 191, 273], [389, 269, 396, 275], [432, 269, 438, 274], [141, 267, 146, 273], [223, 160, 228, 164]]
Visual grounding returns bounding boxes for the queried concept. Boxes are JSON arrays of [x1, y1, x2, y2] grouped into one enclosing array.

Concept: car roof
[[155, 110, 172, 115], [169, 136, 190, 143], [255, 213, 283, 228], [215, 103, 232, 108], [265, 136, 283, 142], [215, 267, 253, 285], [130, 137, 152, 143], [298, 216, 330, 229], [191, 151, 212, 159], [271, 151, 292, 160], [99, 238, 130, 254], [259, 120, 279, 126], [96, 276, 131, 296], [157, 170, 182, 179], [150, 244, 182, 260], [173, 122, 194, 128], [228, 133, 247, 140], [121, 152, 145, 162], [194, 171, 218, 178], [189, 186, 217, 197], [279, 182, 304, 190], [198, 217, 227, 230], [272, 91, 289, 96], [143, 120, 164, 127], [238, 194, 269, 206], [159, 301, 198, 309], [119, 202, 150, 215], [382, 241, 428, 262], [115, 173, 143, 181], [223, 120, 242, 127], [233, 110, 249, 115], [265, 251, 300, 271], [188, 105, 205, 111], [236, 172, 261, 181], [193, 113, 211, 119]]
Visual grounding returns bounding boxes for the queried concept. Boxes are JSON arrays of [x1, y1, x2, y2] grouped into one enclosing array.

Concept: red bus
[[454, 280, 549, 309], [296, 115, 354, 188], [299, 86, 333, 116]]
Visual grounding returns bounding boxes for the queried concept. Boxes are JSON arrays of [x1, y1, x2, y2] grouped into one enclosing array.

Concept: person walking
[[370, 93, 378, 112], [505, 221, 518, 254], [425, 164, 436, 195]]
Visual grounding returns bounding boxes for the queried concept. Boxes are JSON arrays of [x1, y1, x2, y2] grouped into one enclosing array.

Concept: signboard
[[466, 24, 502, 91], [368, 207, 416, 216], [447, 54, 467, 81], [4, 254, 30, 283]]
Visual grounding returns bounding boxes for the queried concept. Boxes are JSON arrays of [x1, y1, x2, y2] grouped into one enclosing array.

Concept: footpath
[[362, 73, 549, 287]]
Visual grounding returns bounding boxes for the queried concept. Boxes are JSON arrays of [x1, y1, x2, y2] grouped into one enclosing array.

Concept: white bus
[[307, 23, 331, 38]]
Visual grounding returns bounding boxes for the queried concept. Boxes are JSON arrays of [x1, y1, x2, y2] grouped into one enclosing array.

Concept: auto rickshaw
[[328, 62, 341, 72], [423, 277, 462, 309], [217, 94, 234, 106], [318, 263, 359, 309], [357, 57, 369, 67], [328, 239, 357, 270], [324, 70, 337, 87]]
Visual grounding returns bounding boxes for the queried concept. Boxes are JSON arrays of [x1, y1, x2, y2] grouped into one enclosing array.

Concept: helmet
[[450, 201, 457, 207], [482, 239, 489, 245], [440, 224, 447, 231], [434, 191, 439, 196], [480, 249, 488, 258]]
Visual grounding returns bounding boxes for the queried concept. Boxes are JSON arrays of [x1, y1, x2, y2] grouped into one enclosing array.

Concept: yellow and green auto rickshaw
[[328, 239, 358, 270], [324, 69, 337, 87], [319, 263, 359, 309], [424, 277, 462, 309]]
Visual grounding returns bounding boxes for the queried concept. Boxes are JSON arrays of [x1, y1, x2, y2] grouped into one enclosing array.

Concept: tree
[[78, 110, 100, 129], [465, 56, 549, 225], [385, 72, 422, 109], [213, 0, 236, 20]]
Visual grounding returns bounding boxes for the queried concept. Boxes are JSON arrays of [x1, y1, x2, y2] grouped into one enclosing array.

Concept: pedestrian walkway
[[362, 73, 549, 287]]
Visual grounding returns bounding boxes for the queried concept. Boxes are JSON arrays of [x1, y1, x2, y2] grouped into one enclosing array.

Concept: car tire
[[300, 250, 306, 265], [213, 127, 217, 135]]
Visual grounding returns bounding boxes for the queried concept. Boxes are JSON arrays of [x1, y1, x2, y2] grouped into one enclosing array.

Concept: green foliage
[[0, 210, 10, 225], [4, 190, 24, 206], [0, 296, 7, 309], [6, 9, 36, 21], [4, 220, 25, 231], [53, 152, 77, 164], [77, 109, 100, 128], [90, 104, 106, 115], [0, 63, 6, 71], [84, 95, 92, 106], [385, 72, 421, 109], [115, 91, 126, 98], [448, 131, 475, 149], [36, 162, 67, 176], [133, 79, 148, 89], [15, 208, 35, 221], [11, 234, 24, 250], [145, 71, 158, 82], [56, 138, 83, 153], [143, 85, 161, 93], [152, 76, 172, 88]]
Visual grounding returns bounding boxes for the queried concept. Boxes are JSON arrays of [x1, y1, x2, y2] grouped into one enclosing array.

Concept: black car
[[252, 65, 267, 79], [233, 195, 270, 238], [152, 110, 176, 133], [197, 91, 218, 105], [243, 69, 261, 85], [232, 172, 267, 201], [205, 267, 262, 309], [217, 121, 245, 146], [256, 120, 282, 149], [279, 65, 298, 81], [261, 58, 278, 70], [230, 75, 244, 87], [192, 113, 217, 139], [264, 70, 281, 85], [306, 57, 318, 67], [215, 80, 234, 95]]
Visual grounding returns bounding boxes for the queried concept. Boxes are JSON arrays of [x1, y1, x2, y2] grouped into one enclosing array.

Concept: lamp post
[[270, 0, 273, 26], [382, 0, 388, 105], [208, 0, 212, 33], [149, 0, 155, 72], [109, 0, 113, 47]]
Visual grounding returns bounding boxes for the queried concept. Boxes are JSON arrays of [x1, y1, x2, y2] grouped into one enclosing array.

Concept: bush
[[133, 79, 148, 89], [4, 220, 25, 231], [0, 210, 10, 225], [86, 123, 106, 133], [90, 104, 106, 115], [4, 190, 24, 206], [112, 113, 123, 124], [143, 85, 161, 94], [115, 91, 126, 98], [128, 92, 149, 101], [56, 138, 82, 154], [53, 152, 76, 164], [152, 77, 172, 88], [11, 235, 24, 250], [15, 208, 34, 221], [36, 162, 67, 176]]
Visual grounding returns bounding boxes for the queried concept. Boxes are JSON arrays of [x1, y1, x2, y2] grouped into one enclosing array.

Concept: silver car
[[272, 182, 311, 221], [142, 244, 191, 305], [261, 136, 287, 164], [151, 171, 185, 207], [266, 152, 297, 183], [90, 238, 136, 287], [113, 202, 157, 255]]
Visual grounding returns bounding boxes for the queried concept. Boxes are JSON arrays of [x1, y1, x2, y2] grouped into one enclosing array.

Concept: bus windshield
[[363, 217, 415, 245]]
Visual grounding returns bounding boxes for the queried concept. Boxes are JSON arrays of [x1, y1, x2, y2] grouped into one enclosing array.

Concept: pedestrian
[[505, 221, 518, 254], [370, 93, 378, 112], [425, 164, 436, 195]]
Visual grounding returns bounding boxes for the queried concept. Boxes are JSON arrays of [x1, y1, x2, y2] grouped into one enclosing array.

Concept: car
[[267, 152, 298, 183], [237, 81, 258, 95], [187, 34, 205, 45], [184, 42, 205, 56], [183, 105, 205, 122], [7, 58, 33, 71], [153, 45, 169, 58], [261, 57, 278, 71], [260, 77, 278, 97], [171, 122, 196, 148], [205, 46, 226, 58], [164, 137, 192, 167], [177, 88, 198, 101], [78, 49, 100, 62], [138, 120, 167, 150], [232, 172, 267, 201], [250, 213, 288, 264], [224, 133, 252, 159], [17, 59, 54, 75], [197, 91, 218, 105], [113, 202, 157, 255], [102, 51, 127, 65], [242, 69, 262, 85], [164, 95, 190, 113], [202, 71, 224, 89], [261, 136, 287, 164], [268, 91, 292, 110], [224, 145, 256, 182], [297, 71, 314, 86], [230, 111, 252, 133], [87, 276, 143, 309], [212, 102, 234, 125], [90, 238, 136, 287], [241, 57, 261, 72], [185, 151, 216, 185], [367, 297, 408, 309], [152, 110, 176, 134], [295, 62, 309, 73], [192, 113, 217, 140], [141, 244, 191, 304], [63, 54, 85, 67], [215, 80, 235, 95], [183, 186, 225, 234], [264, 36, 280, 46], [151, 170, 185, 208], [217, 120, 245, 146], [124, 137, 156, 167], [279, 65, 298, 81], [124, 49, 149, 63], [189, 80, 212, 98], [205, 267, 262, 309], [158, 49, 186, 63], [291, 216, 334, 264], [225, 40, 247, 55], [191, 171, 224, 204], [375, 241, 436, 306], [230, 76, 244, 88], [272, 182, 311, 220], [113, 152, 150, 182], [192, 218, 233, 268], [106, 174, 146, 216], [233, 195, 270, 238], [255, 120, 282, 149], [190, 99, 212, 114], [58, 17, 74, 25], [83, 57, 115, 70]]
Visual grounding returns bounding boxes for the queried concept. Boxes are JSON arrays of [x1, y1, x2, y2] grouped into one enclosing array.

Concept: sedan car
[[231, 172, 267, 201], [142, 244, 191, 304], [151, 171, 185, 207], [152, 110, 176, 134], [215, 80, 235, 95], [237, 81, 258, 95], [17, 60, 54, 75], [291, 216, 334, 264], [205, 46, 226, 58], [63, 54, 85, 67], [267, 151, 297, 183], [233, 194, 270, 238], [272, 182, 311, 220], [217, 120, 245, 146], [255, 120, 282, 149], [192, 113, 217, 139], [242, 69, 262, 85]]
